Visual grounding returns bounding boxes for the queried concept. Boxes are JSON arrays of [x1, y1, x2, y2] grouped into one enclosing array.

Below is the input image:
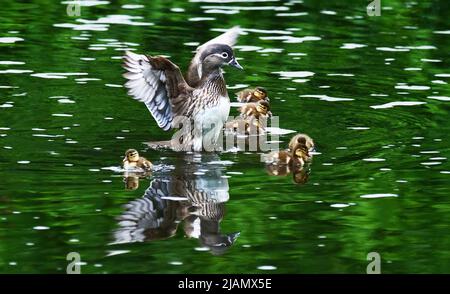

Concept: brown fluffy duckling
[[288, 133, 315, 163], [236, 86, 269, 103], [123, 149, 153, 171], [239, 100, 271, 120], [264, 133, 315, 166], [224, 117, 264, 135], [288, 133, 314, 152]]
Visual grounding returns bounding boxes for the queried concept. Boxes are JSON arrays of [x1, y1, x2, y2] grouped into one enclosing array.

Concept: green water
[[1, 0, 449, 274]]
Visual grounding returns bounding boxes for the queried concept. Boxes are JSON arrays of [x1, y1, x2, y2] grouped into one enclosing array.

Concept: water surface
[[0, 0, 450, 273]]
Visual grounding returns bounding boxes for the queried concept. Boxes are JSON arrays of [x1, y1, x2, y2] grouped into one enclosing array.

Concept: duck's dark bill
[[229, 58, 243, 70]]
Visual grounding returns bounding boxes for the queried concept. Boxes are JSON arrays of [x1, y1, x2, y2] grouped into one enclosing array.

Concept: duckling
[[288, 134, 315, 166], [123, 149, 153, 171], [288, 133, 315, 154], [224, 117, 264, 135], [264, 133, 315, 166], [236, 86, 269, 103], [239, 100, 271, 120]]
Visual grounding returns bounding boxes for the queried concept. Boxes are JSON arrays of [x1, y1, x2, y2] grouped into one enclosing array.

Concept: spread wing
[[187, 26, 242, 86], [123, 51, 190, 131], [197, 26, 242, 52]]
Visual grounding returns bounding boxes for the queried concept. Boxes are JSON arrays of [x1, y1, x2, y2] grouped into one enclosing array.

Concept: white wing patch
[[197, 26, 242, 52]]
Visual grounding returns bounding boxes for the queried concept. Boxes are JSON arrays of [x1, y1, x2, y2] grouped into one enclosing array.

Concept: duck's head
[[254, 87, 268, 100], [291, 134, 315, 162], [256, 100, 270, 115], [199, 44, 243, 75], [289, 134, 315, 154], [125, 149, 139, 162]]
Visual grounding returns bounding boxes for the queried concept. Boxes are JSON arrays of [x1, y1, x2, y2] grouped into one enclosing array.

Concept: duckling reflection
[[123, 170, 152, 190], [113, 154, 239, 255], [266, 163, 311, 184]]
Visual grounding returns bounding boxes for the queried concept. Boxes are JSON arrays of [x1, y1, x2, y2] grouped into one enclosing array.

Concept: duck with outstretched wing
[[122, 27, 243, 151]]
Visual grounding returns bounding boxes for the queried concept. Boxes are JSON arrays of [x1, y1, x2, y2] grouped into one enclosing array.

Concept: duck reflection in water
[[113, 154, 239, 255]]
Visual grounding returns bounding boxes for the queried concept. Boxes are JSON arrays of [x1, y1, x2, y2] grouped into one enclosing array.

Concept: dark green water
[[1, 0, 449, 273]]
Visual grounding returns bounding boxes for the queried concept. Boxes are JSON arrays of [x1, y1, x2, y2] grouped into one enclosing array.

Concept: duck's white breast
[[192, 96, 230, 150], [200, 96, 230, 126]]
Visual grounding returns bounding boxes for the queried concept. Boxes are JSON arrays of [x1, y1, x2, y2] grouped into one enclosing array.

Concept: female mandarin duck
[[122, 27, 243, 152]]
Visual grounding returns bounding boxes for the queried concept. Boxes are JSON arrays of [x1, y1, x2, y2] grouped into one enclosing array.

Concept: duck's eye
[[221, 52, 229, 58]]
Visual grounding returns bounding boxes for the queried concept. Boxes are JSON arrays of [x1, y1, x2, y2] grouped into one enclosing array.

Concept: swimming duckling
[[236, 86, 269, 103], [288, 133, 315, 153], [288, 134, 315, 165], [239, 100, 272, 121], [264, 133, 314, 166], [123, 149, 153, 171]]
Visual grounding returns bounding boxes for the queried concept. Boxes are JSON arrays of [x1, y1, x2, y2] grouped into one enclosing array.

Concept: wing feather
[[123, 51, 189, 131], [197, 26, 241, 52]]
